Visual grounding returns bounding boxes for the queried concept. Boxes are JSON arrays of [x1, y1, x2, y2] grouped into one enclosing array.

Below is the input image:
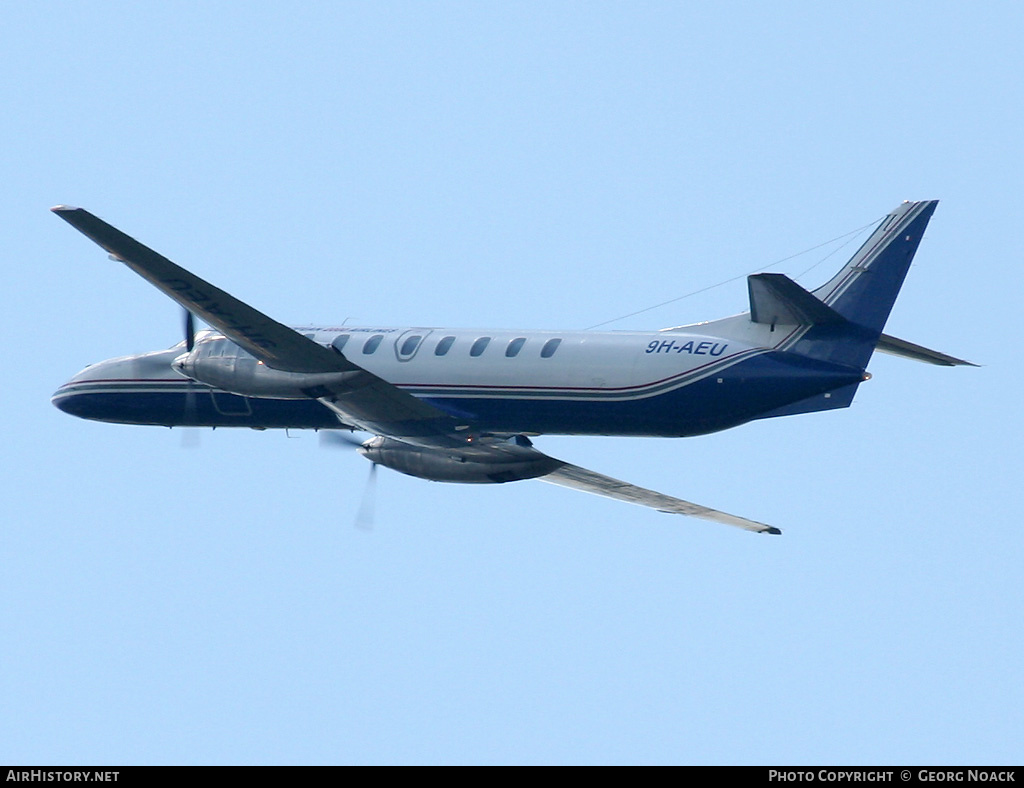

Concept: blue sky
[[3, 2, 1020, 764]]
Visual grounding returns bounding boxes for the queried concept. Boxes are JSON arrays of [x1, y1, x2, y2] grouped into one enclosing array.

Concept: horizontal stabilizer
[[748, 273, 846, 327], [875, 334, 978, 367]]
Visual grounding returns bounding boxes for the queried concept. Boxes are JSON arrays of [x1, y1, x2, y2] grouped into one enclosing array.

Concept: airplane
[[51, 200, 973, 535]]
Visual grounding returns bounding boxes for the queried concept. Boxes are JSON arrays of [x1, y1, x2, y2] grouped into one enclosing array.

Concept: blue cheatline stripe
[[399, 347, 768, 402], [53, 351, 864, 438], [53, 346, 769, 406], [52, 342, 828, 411]]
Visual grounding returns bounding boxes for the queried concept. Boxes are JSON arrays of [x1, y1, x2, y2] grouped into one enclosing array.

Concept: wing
[[51, 205, 469, 446], [52, 206, 355, 374], [540, 461, 782, 534]]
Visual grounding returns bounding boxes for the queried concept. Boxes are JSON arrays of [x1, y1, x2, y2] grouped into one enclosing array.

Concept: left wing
[[52, 206, 355, 374], [539, 461, 781, 534], [51, 205, 469, 447]]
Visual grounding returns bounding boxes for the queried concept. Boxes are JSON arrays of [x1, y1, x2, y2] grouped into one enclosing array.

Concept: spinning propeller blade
[[184, 309, 196, 351]]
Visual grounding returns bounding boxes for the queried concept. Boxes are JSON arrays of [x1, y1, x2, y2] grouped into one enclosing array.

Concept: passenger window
[[470, 337, 491, 357], [541, 338, 562, 358], [400, 335, 423, 356], [506, 337, 527, 358], [362, 334, 384, 354], [332, 334, 350, 353], [435, 336, 456, 356]]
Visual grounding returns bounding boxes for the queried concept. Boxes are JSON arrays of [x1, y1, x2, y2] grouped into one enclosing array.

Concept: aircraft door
[[394, 329, 432, 362], [211, 342, 253, 415]]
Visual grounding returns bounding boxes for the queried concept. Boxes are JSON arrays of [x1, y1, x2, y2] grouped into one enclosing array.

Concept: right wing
[[540, 461, 782, 535]]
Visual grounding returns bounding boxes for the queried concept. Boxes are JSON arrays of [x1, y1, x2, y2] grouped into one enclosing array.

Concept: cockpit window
[[435, 336, 456, 356], [206, 338, 232, 357], [540, 338, 562, 358], [470, 337, 491, 357], [182, 330, 219, 351], [362, 334, 384, 354], [506, 337, 527, 357]]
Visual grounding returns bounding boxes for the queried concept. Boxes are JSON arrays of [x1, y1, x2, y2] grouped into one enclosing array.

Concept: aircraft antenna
[[583, 217, 880, 330]]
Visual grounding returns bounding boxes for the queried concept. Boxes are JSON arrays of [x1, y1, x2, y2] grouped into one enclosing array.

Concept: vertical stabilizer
[[812, 200, 938, 334], [787, 200, 938, 369]]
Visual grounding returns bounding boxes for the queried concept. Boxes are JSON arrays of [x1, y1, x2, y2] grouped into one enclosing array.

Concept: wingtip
[[51, 204, 81, 214], [765, 526, 783, 535]]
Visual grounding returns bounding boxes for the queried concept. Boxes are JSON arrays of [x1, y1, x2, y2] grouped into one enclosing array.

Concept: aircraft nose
[[52, 381, 86, 417], [52, 348, 182, 424], [51, 359, 121, 421]]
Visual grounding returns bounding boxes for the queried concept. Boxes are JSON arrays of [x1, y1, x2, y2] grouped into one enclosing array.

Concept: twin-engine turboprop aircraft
[[51, 200, 973, 535]]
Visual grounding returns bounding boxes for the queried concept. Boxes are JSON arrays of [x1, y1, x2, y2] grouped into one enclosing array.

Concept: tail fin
[[811, 200, 938, 333], [678, 200, 946, 370], [771, 200, 938, 369]]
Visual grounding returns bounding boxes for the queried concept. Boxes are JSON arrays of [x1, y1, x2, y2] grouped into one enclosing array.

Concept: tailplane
[[678, 200, 971, 420]]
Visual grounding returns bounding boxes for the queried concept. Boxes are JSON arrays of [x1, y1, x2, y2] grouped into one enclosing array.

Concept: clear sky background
[[3, 2, 1020, 765]]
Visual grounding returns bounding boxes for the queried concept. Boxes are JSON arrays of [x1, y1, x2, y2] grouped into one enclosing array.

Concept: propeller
[[179, 379, 201, 448], [319, 431, 378, 530], [318, 430, 365, 450], [355, 462, 378, 531], [183, 308, 196, 351], [180, 308, 200, 446]]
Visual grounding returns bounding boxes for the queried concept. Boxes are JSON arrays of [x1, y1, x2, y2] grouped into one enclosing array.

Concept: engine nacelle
[[359, 437, 561, 484], [173, 336, 358, 399]]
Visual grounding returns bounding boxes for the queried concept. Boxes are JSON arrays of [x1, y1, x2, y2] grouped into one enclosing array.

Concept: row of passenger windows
[[329, 333, 562, 359]]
